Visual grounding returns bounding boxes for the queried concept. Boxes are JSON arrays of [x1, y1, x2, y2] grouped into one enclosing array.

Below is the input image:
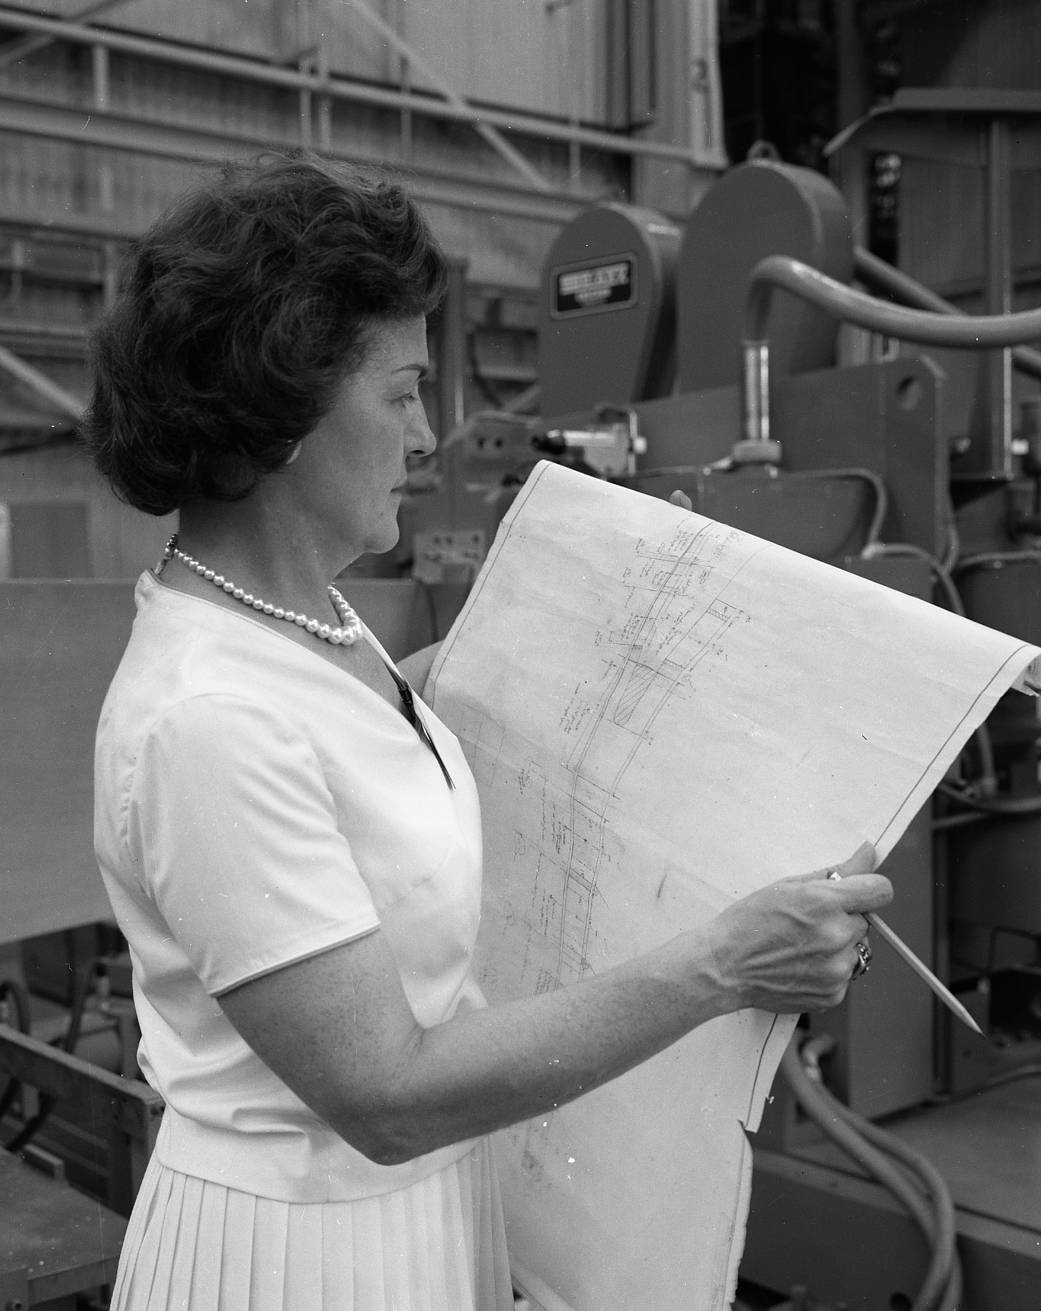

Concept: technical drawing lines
[[548, 525, 753, 986], [447, 515, 760, 996], [612, 660, 655, 728], [555, 778, 610, 982], [607, 598, 744, 738], [567, 575, 749, 783]]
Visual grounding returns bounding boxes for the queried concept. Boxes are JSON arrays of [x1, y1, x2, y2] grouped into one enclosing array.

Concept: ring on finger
[[851, 940, 872, 980]]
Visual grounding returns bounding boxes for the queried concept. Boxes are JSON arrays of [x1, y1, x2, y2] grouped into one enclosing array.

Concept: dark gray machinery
[[410, 153, 1041, 1309], [538, 201, 681, 417]]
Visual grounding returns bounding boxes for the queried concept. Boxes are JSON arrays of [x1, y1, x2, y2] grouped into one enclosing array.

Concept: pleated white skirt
[[110, 1139, 515, 1311]]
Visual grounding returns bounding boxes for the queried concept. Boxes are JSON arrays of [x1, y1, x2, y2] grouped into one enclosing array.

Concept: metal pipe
[[740, 341, 770, 446], [436, 259, 468, 440], [854, 246, 1041, 383], [746, 255, 1041, 348], [742, 255, 1041, 445], [0, 0, 125, 69], [982, 118, 1015, 474], [0, 343, 83, 420], [0, 91, 583, 227], [0, 4, 704, 167]]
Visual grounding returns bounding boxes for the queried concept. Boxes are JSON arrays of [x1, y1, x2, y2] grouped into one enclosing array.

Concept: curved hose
[[853, 247, 1041, 384], [982, 1063, 1041, 1091], [937, 781, 1041, 816], [781, 1042, 961, 1311], [957, 549, 1041, 573], [932, 809, 988, 832], [860, 541, 998, 797], [788, 466, 889, 552], [746, 256, 1041, 349], [742, 256, 1041, 447], [861, 542, 965, 616]]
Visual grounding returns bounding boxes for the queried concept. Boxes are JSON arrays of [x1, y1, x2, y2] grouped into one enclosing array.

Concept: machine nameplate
[[550, 253, 636, 318]]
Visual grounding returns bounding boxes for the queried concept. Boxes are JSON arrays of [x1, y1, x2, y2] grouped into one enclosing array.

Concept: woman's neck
[[171, 496, 357, 620]]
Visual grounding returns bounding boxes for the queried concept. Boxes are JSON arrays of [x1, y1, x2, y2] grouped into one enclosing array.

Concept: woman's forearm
[[220, 853, 890, 1167], [333, 858, 891, 1163], [366, 926, 730, 1163]]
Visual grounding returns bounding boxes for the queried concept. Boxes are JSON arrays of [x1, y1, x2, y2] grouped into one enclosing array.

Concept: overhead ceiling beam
[[0, 4, 702, 167], [0, 90, 584, 227], [0, 342, 83, 421], [342, 0, 551, 192], [0, 0, 131, 69], [0, 205, 137, 243]]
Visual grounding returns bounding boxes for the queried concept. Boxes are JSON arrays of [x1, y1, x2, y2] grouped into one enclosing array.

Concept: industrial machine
[[3, 143, 1040, 1311], [406, 156, 1041, 1310]]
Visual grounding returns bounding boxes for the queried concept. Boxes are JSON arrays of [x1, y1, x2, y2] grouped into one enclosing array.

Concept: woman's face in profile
[[290, 315, 436, 559]]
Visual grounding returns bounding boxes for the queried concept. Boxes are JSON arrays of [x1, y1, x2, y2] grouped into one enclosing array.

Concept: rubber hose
[[809, 1071, 961, 1311], [780, 1045, 957, 1311]]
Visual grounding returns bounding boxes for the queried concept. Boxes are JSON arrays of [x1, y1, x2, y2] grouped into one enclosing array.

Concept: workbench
[[0, 1148, 125, 1309]]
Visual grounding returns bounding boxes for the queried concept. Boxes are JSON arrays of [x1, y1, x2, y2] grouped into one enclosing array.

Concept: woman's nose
[[409, 403, 437, 458]]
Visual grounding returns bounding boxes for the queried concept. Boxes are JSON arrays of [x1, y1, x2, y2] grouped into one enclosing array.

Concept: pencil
[[866, 911, 984, 1036]]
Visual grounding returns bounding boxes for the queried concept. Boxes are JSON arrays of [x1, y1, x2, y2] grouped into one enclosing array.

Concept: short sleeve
[[125, 693, 380, 995]]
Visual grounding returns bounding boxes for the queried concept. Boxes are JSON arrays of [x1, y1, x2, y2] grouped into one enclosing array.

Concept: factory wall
[[882, 0, 1041, 440], [0, 36, 625, 283], [897, 0, 1041, 298], [0, 0, 649, 578], [0, 441, 172, 579], [24, 0, 615, 126]]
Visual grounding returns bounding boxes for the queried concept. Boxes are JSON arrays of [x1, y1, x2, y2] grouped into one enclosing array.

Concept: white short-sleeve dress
[[93, 571, 514, 1311]]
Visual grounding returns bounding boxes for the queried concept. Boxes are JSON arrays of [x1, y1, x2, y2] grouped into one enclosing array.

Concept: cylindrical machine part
[[741, 341, 770, 445]]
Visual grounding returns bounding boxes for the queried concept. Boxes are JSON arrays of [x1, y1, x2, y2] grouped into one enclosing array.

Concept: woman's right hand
[[703, 842, 893, 1015]]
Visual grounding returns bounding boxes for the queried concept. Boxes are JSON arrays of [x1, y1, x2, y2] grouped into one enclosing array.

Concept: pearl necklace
[[163, 536, 363, 646]]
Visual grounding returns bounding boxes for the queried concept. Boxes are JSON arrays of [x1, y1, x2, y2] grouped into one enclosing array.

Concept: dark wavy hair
[[80, 150, 448, 515]]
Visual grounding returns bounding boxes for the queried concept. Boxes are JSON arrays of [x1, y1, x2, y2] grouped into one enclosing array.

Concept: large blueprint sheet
[[427, 461, 1041, 1311]]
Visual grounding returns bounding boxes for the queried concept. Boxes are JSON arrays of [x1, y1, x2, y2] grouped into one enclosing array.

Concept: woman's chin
[[361, 520, 402, 559]]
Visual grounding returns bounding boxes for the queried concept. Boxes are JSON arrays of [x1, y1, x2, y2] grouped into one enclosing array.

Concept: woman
[[83, 151, 892, 1311]]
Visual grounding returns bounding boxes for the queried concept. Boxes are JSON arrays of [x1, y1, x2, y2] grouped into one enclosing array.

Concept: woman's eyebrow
[[393, 362, 428, 378]]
